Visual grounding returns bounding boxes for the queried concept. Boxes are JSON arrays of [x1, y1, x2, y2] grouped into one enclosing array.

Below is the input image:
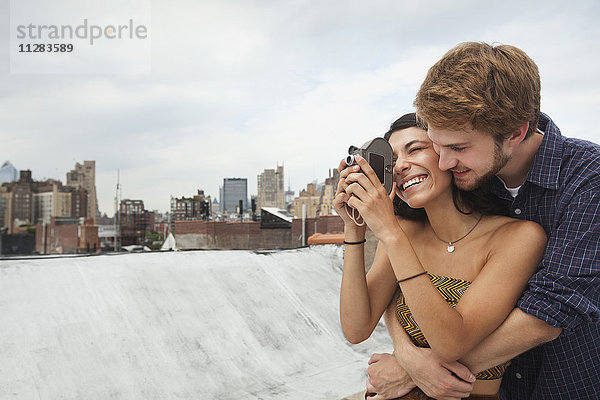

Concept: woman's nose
[[394, 158, 410, 174]]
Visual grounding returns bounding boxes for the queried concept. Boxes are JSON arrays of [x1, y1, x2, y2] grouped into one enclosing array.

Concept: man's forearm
[[382, 301, 476, 398], [459, 308, 562, 373]]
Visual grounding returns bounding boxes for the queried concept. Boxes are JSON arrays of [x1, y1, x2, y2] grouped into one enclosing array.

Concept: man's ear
[[506, 122, 529, 148]]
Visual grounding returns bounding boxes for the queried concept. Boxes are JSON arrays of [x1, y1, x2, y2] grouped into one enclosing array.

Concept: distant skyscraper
[[220, 178, 248, 214], [0, 187, 13, 232], [257, 164, 284, 210], [0, 161, 18, 185], [285, 185, 295, 210], [9, 170, 34, 227], [293, 183, 321, 218], [212, 198, 219, 217], [32, 184, 87, 224], [33, 191, 54, 224], [66, 161, 98, 224], [320, 168, 339, 216]]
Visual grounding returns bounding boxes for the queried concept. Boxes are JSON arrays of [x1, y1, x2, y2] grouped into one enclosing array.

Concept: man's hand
[[381, 301, 476, 399], [365, 353, 415, 399], [399, 347, 475, 400]]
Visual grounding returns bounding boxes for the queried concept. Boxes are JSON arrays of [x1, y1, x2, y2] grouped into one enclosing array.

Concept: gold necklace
[[430, 214, 483, 253]]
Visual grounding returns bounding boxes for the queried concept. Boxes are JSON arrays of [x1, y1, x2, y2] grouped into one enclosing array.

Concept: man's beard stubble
[[454, 142, 511, 191]]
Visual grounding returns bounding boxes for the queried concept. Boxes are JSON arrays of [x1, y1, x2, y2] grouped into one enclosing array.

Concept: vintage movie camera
[[346, 137, 394, 194]]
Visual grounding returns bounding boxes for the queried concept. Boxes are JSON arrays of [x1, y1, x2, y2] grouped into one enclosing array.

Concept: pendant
[[447, 243, 455, 253]]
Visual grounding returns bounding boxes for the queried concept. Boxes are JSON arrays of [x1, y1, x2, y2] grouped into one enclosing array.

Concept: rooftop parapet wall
[[174, 220, 292, 249], [291, 214, 345, 240], [173, 215, 380, 254]]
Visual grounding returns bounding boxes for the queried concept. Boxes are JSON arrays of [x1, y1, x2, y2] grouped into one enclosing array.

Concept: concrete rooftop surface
[[0, 246, 391, 399]]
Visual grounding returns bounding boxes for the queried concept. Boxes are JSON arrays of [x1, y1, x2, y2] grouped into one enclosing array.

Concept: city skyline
[[2, 1, 599, 214], [0, 158, 314, 215]]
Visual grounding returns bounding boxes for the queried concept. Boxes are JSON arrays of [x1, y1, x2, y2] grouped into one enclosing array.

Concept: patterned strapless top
[[395, 273, 510, 380]]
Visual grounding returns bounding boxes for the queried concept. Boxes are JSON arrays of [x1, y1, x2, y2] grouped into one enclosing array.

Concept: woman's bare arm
[[336, 157, 401, 344], [339, 240, 399, 343], [381, 220, 547, 362]]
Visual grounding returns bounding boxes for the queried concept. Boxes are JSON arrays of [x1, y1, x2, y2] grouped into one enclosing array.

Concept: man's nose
[[437, 149, 457, 171]]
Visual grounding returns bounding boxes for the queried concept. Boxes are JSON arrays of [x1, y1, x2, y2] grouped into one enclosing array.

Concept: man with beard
[[366, 42, 600, 400]]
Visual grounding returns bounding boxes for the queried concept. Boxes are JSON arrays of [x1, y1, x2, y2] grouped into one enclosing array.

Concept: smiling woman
[[389, 125, 452, 210], [334, 113, 547, 399], [381, 114, 506, 222]]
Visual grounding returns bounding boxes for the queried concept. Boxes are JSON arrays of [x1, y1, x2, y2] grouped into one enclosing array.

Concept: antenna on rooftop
[[114, 169, 121, 252]]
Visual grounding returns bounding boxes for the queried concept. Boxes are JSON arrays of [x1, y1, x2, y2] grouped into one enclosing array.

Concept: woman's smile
[[401, 174, 429, 192]]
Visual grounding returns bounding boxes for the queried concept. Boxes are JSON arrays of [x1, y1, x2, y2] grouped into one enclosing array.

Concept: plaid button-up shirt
[[490, 114, 600, 399]]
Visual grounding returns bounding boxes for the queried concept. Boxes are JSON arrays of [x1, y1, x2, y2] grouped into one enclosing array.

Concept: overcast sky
[[1, 0, 599, 215]]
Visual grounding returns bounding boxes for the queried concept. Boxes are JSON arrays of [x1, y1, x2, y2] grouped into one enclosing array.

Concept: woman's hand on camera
[[334, 158, 366, 231], [343, 155, 396, 239]]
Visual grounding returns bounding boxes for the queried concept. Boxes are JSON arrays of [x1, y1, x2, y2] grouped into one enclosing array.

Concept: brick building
[[170, 190, 211, 222], [4, 170, 34, 232], [1, 170, 89, 235], [32, 183, 88, 224], [172, 212, 347, 251], [174, 220, 294, 250], [119, 199, 149, 246], [35, 217, 100, 254]]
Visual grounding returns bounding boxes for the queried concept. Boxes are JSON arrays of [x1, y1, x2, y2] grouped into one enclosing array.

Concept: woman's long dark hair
[[384, 113, 506, 220]]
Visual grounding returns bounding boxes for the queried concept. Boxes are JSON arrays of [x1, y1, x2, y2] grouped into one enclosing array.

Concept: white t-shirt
[[496, 176, 521, 198], [495, 128, 543, 198]]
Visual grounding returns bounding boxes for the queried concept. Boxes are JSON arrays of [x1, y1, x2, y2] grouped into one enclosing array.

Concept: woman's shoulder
[[484, 215, 547, 244]]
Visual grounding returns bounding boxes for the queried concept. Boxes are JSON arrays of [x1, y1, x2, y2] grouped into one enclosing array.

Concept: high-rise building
[[257, 164, 284, 210], [32, 183, 88, 224], [66, 160, 98, 224], [293, 183, 321, 218], [0, 187, 13, 233], [33, 191, 54, 224], [2, 169, 90, 234], [9, 171, 34, 229], [319, 184, 336, 216], [220, 178, 248, 214], [212, 198, 219, 217], [284, 186, 295, 210], [0, 161, 18, 185], [319, 169, 340, 216], [2, 171, 38, 232]]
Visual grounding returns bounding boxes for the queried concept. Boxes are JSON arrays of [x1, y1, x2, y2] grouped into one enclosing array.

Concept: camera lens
[[345, 154, 356, 166]]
